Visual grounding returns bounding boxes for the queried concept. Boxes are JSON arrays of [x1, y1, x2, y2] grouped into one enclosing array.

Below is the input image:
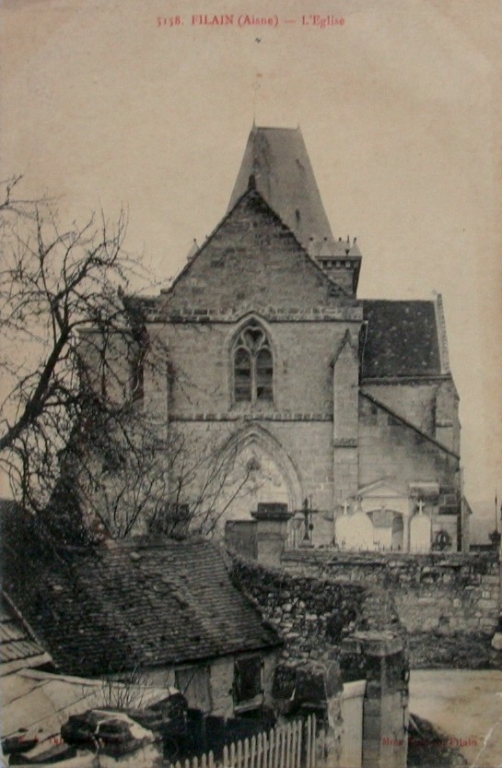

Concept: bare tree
[[156, 424, 258, 537], [0, 177, 267, 543], [73, 412, 259, 540], [0, 176, 146, 526]]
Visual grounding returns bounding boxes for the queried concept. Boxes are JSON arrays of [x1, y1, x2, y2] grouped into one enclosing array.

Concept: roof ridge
[[157, 184, 259, 303], [433, 293, 451, 375]]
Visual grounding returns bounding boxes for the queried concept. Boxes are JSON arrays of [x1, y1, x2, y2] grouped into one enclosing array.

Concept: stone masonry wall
[[230, 555, 409, 768], [230, 556, 404, 665], [362, 379, 460, 455], [163, 192, 359, 315], [362, 382, 438, 439], [281, 550, 501, 645], [358, 394, 459, 493], [385, 555, 499, 636], [165, 320, 355, 417]]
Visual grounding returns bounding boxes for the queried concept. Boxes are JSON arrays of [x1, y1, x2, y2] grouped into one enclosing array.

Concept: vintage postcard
[[1, 1, 502, 767]]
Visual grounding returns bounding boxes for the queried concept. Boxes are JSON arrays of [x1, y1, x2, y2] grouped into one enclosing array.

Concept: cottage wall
[[127, 649, 279, 718]]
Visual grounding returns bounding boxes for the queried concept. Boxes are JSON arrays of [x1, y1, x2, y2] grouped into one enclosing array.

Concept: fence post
[[296, 720, 303, 768], [263, 732, 269, 768], [307, 715, 310, 768], [286, 722, 293, 768], [243, 736, 250, 768], [268, 726, 275, 768], [250, 734, 257, 768], [311, 715, 317, 768], [277, 726, 288, 768]]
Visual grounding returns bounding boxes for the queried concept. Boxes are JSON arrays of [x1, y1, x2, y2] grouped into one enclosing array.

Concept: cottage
[[2, 535, 282, 718]]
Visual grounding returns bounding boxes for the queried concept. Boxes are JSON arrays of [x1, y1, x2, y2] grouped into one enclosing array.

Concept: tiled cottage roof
[[361, 300, 442, 379], [2, 537, 281, 677]]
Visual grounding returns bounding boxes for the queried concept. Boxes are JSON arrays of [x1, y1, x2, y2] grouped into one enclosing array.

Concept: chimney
[[251, 503, 293, 567]]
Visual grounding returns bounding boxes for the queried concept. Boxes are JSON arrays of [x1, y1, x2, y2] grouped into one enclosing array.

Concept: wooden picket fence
[[169, 714, 317, 768]]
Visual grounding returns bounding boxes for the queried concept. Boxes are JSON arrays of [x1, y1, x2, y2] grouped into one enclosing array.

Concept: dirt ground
[[409, 670, 502, 768], [408, 713, 469, 768]]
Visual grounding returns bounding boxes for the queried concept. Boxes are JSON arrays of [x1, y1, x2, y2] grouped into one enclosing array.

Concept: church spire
[[228, 125, 335, 253]]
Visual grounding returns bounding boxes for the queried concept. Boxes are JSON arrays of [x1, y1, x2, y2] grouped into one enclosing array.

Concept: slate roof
[[361, 300, 442, 379], [0, 597, 52, 676], [228, 126, 335, 252], [2, 537, 281, 677]]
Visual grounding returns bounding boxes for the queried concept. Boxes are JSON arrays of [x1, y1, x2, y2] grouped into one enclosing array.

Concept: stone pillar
[[251, 503, 294, 567], [359, 632, 408, 768], [342, 632, 408, 768], [332, 331, 360, 508]]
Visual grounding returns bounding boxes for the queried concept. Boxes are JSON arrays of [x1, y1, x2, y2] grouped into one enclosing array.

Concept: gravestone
[[410, 503, 431, 553]]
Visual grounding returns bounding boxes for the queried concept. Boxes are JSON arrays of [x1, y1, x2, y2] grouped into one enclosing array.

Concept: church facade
[[104, 126, 468, 553]]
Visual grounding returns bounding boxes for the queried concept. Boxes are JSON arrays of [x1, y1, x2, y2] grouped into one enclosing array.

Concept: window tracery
[[233, 322, 273, 404]]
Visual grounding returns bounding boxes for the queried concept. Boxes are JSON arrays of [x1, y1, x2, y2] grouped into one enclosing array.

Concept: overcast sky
[[1, 0, 501, 531]]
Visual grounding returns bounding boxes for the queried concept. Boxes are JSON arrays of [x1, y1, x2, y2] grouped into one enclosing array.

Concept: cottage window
[[233, 323, 273, 404], [175, 666, 212, 712], [234, 654, 263, 704]]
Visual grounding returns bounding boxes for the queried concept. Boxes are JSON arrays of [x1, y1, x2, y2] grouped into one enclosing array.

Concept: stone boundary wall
[[281, 550, 501, 637], [229, 555, 409, 768], [229, 555, 404, 663]]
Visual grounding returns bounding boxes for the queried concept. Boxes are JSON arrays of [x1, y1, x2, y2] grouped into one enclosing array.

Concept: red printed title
[[157, 14, 345, 28]]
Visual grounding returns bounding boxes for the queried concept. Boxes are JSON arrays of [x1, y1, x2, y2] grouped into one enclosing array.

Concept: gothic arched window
[[233, 322, 273, 404]]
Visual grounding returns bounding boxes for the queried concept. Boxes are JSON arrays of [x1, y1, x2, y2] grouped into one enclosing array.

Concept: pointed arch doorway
[[215, 425, 303, 528]]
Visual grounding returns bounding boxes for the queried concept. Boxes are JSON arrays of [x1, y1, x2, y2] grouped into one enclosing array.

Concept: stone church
[[97, 126, 468, 553]]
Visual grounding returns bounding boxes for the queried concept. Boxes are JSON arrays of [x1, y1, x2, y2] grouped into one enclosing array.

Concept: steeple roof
[[228, 125, 336, 253]]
